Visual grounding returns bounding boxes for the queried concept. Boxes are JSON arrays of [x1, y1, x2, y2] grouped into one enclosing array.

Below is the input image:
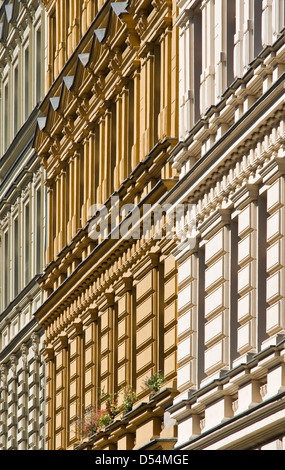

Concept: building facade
[[168, 0, 285, 450], [0, 0, 47, 450], [33, 0, 180, 450], [1, 0, 284, 452]]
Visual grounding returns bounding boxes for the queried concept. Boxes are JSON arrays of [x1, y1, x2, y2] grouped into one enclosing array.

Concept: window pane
[[4, 83, 8, 151], [14, 218, 19, 296], [36, 29, 42, 103], [25, 48, 29, 119], [4, 231, 9, 308], [14, 66, 18, 134], [36, 189, 41, 273], [25, 203, 30, 284]]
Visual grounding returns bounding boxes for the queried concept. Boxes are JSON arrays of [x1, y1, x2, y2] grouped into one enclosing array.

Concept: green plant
[[74, 390, 121, 440], [122, 385, 137, 414], [144, 371, 166, 396], [74, 406, 106, 438], [100, 389, 120, 420]]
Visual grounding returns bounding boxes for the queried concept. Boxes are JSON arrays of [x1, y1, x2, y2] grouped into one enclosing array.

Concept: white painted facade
[[169, 0, 285, 450], [0, 0, 47, 450]]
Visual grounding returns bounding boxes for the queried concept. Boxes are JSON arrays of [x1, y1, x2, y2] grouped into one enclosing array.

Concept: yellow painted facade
[[34, 0, 180, 450], [24, 0, 285, 452]]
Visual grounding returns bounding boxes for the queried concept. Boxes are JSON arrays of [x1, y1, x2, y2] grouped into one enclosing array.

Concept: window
[[50, 10, 56, 82], [254, 0, 263, 57], [36, 27, 42, 103], [128, 80, 134, 176], [36, 187, 42, 274], [179, 7, 202, 134], [227, 1, 236, 87], [193, 12, 202, 122], [14, 217, 19, 297], [24, 202, 30, 284], [14, 65, 19, 134], [24, 46, 30, 119], [4, 81, 9, 151], [111, 102, 116, 194], [66, 0, 70, 57], [4, 230, 9, 309]]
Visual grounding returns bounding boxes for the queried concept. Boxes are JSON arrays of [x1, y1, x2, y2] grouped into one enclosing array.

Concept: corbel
[[67, 318, 83, 339], [108, 47, 123, 74], [41, 344, 55, 362], [91, 72, 106, 99], [54, 332, 68, 352], [76, 94, 90, 120], [134, 10, 148, 37]]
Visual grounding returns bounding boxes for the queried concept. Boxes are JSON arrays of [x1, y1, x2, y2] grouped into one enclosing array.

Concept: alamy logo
[[88, 196, 197, 249]]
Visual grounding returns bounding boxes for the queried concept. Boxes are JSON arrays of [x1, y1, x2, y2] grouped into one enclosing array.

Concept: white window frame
[[23, 40, 30, 121], [2, 76, 9, 153], [12, 211, 19, 298], [13, 59, 19, 136], [23, 197, 30, 286]]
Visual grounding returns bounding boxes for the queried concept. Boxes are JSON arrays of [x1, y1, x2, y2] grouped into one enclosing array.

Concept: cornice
[[36, 181, 178, 338], [165, 74, 285, 213], [171, 30, 285, 171], [33, 0, 175, 156]]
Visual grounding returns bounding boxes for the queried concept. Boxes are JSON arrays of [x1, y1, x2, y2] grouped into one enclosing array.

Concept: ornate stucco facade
[[168, 0, 285, 451], [1, 0, 285, 452], [0, 0, 47, 450], [33, 0, 180, 451]]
